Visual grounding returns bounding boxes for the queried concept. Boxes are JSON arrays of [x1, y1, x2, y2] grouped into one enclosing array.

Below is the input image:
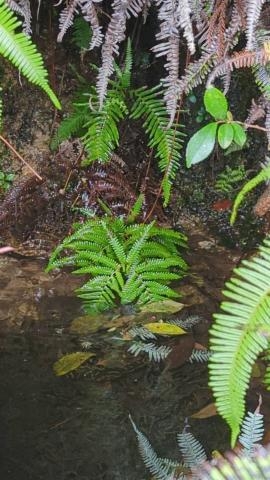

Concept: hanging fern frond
[[246, 0, 266, 51], [57, 0, 80, 42], [80, 0, 103, 49], [129, 415, 180, 480], [230, 165, 270, 225], [0, 0, 60, 109], [130, 85, 185, 206], [239, 406, 264, 456], [128, 341, 172, 361], [209, 236, 270, 446], [177, 424, 207, 470], [7, 0, 32, 35]]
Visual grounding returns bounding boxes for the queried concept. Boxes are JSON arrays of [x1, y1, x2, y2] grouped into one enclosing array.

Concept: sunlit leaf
[[53, 352, 95, 376], [139, 300, 185, 314], [186, 123, 217, 167], [144, 322, 187, 336], [217, 123, 234, 149], [204, 87, 228, 120]]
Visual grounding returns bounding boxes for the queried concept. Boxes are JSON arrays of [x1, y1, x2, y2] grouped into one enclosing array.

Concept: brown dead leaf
[[191, 402, 218, 419]]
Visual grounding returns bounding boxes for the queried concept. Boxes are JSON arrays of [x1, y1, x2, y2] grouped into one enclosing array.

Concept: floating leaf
[[232, 123, 247, 147], [53, 352, 95, 376], [144, 322, 187, 336], [217, 124, 234, 149], [139, 300, 185, 314], [186, 123, 217, 167], [70, 314, 107, 334], [191, 402, 218, 419], [204, 87, 228, 120]]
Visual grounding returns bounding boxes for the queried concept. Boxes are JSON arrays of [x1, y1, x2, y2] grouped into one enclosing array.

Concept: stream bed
[[0, 219, 239, 480]]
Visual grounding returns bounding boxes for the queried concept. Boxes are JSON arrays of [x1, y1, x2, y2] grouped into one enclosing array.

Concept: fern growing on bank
[[46, 216, 187, 313], [209, 236, 270, 446], [0, 0, 60, 109], [52, 41, 184, 205]]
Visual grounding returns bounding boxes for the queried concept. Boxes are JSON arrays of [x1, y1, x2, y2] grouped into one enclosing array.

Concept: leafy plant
[[72, 16, 92, 51], [0, 0, 60, 111], [0, 169, 14, 192], [52, 41, 184, 205], [214, 165, 246, 197], [46, 215, 187, 313], [186, 88, 247, 168], [209, 236, 270, 446], [230, 164, 270, 225]]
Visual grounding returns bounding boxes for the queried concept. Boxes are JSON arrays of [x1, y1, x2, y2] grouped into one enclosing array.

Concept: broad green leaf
[[204, 87, 228, 120], [144, 322, 187, 336], [139, 299, 185, 314], [186, 122, 217, 167], [232, 123, 247, 147], [218, 123, 234, 149], [53, 352, 95, 376]]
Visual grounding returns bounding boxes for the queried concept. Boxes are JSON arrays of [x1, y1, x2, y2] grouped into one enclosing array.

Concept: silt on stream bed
[[0, 220, 238, 480]]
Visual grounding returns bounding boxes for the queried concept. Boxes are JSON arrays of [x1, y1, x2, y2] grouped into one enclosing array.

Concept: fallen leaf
[[70, 314, 107, 334], [144, 322, 187, 336], [212, 199, 232, 211], [191, 402, 218, 419], [166, 335, 194, 368], [139, 300, 185, 314], [53, 352, 95, 376]]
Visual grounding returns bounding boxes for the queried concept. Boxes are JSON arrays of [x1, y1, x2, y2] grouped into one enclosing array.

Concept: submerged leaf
[[53, 352, 95, 376], [139, 299, 185, 314], [144, 322, 187, 336], [70, 314, 107, 334]]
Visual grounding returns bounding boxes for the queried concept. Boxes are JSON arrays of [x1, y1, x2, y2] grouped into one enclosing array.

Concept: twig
[[0, 135, 42, 181]]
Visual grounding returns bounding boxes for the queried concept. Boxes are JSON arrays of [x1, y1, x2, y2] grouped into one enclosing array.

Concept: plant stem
[[0, 135, 42, 181]]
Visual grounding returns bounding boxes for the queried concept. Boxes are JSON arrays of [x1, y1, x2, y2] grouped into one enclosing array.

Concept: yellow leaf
[[140, 300, 185, 314], [144, 322, 187, 336], [53, 352, 95, 376]]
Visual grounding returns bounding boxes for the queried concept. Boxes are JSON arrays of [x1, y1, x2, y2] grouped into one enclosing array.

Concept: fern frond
[[209, 236, 270, 446], [246, 0, 266, 51], [129, 325, 157, 340], [239, 408, 264, 456], [7, 0, 32, 35], [131, 85, 184, 205], [51, 104, 90, 149], [82, 90, 128, 164], [80, 0, 103, 49], [230, 165, 270, 225], [57, 0, 80, 42], [128, 341, 172, 361], [0, 0, 60, 108], [177, 426, 207, 469], [72, 16, 92, 50], [129, 415, 179, 479], [189, 348, 211, 363], [168, 315, 202, 330]]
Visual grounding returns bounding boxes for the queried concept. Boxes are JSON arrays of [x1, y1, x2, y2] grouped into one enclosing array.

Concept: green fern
[[215, 165, 246, 196], [46, 216, 187, 312], [0, 0, 60, 109], [72, 16, 92, 50], [130, 85, 185, 206], [209, 236, 270, 446], [230, 166, 270, 225]]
